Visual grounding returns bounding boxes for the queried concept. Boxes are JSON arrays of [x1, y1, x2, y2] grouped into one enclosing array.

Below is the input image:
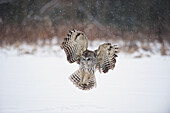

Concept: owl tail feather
[[69, 70, 96, 90]]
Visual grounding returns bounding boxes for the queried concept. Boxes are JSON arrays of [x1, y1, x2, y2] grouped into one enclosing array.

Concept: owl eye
[[87, 58, 91, 61], [82, 57, 85, 60]]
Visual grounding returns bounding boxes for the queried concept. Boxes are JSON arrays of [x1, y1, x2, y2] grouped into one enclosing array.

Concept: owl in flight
[[61, 29, 118, 90]]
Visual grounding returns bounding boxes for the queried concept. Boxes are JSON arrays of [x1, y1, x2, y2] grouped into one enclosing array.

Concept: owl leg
[[78, 81, 82, 86], [82, 74, 89, 86], [78, 72, 89, 86], [78, 72, 83, 86], [99, 68, 101, 73]]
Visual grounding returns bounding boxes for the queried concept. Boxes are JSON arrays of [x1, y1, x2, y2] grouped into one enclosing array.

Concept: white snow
[[0, 44, 170, 113]]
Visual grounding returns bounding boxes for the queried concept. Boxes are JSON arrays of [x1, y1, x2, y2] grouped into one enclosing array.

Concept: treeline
[[0, 0, 170, 30], [0, 0, 170, 44], [0, 0, 170, 55]]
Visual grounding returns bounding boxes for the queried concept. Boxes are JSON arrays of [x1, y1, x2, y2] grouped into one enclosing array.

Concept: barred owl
[[61, 29, 118, 90]]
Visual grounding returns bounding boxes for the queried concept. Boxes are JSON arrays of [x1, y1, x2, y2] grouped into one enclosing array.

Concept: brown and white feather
[[96, 43, 118, 73], [69, 69, 96, 90], [61, 29, 88, 63]]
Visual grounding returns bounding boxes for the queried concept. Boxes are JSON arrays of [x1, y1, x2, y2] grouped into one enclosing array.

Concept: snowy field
[[0, 43, 170, 113]]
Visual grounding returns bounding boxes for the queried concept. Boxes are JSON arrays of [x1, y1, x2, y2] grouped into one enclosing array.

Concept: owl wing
[[61, 29, 88, 64], [96, 43, 118, 73]]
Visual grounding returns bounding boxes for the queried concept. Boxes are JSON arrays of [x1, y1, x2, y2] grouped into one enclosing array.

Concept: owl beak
[[85, 61, 87, 65]]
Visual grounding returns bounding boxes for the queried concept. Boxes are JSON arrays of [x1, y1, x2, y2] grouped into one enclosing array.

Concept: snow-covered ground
[[0, 43, 170, 113]]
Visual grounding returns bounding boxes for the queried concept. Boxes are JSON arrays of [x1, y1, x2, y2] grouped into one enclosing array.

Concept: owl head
[[81, 50, 97, 66]]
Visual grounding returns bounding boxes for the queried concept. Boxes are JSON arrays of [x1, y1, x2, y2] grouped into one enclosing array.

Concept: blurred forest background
[[0, 0, 170, 56]]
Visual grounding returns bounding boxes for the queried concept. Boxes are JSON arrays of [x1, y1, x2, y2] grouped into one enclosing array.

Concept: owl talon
[[82, 82, 88, 86], [79, 82, 88, 86], [78, 82, 82, 86]]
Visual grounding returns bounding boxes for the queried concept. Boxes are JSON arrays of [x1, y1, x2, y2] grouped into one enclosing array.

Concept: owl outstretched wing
[[61, 29, 88, 63], [96, 43, 118, 73]]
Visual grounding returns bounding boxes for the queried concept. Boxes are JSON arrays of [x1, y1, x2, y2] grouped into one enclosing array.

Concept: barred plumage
[[61, 29, 118, 90], [60, 29, 88, 63], [69, 70, 96, 90], [96, 43, 118, 73]]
